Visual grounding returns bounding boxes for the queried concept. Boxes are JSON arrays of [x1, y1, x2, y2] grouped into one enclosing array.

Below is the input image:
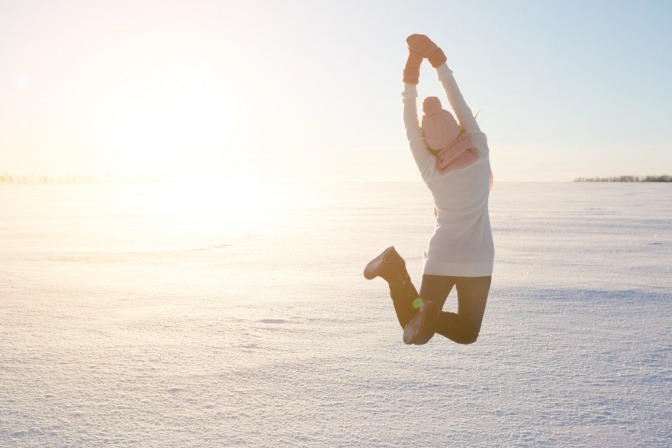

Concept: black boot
[[403, 300, 440, 345], [363, 246, 408, 283], [364, 246, 419, 329]]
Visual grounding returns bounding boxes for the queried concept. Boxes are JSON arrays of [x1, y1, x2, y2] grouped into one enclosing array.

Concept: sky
[[1, 0, 671, 182]]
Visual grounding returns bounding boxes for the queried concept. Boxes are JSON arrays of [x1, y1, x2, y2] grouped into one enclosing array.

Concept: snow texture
[[1, 182, 670, 447]]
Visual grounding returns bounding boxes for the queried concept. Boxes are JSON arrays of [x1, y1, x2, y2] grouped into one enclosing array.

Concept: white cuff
[[402, 83, 418, 99], [436, 63, 453, 79]]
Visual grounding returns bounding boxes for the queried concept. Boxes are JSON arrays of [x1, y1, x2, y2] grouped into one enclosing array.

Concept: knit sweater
[[403, 63, 494, 277]]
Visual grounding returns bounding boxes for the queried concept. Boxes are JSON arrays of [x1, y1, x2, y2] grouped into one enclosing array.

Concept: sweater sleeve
[[436, 64, 480, 135], [403, 83, 434, 179]]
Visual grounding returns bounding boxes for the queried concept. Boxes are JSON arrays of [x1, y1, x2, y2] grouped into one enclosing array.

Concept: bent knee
[[457, 331, 479, 345]]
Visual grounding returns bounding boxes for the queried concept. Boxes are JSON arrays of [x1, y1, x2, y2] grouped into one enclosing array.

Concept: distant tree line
[[574, 175, 671, 182]]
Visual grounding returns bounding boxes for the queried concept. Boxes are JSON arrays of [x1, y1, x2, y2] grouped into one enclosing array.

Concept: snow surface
[[1, 182, 670, 447]]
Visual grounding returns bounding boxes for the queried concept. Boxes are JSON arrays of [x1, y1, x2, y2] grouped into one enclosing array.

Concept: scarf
[[432, 133, 479, 174]]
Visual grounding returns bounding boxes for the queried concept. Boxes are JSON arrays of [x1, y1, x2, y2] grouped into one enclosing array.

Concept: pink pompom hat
[[421, 96, 478, 173]]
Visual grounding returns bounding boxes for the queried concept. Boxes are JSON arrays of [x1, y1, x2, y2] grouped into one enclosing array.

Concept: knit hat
[[421, 97, 460, 151], [421, 96, 479, 173]]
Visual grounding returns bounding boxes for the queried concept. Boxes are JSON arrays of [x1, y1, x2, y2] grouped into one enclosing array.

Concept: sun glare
[[14, 75, 28, 87], [116, 85, 233, 180]]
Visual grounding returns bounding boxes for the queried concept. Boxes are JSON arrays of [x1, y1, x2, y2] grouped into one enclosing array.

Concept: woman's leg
[[402, 275, 456, 345], [435, 276, 491, 344], [364, 247, 420, 329], [388, 276, 420, 329], [419, 274, 455, 309]]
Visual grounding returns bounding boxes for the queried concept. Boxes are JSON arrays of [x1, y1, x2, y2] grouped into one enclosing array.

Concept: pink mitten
[[403, 51, 423, 84], [406, 34, 447, 68]]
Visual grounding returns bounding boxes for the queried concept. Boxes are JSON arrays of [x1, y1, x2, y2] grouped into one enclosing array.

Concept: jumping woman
[[364, 34, 494, 345]]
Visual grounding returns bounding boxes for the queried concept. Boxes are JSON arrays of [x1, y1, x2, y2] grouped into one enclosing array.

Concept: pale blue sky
[[1, 0, 670, 181]]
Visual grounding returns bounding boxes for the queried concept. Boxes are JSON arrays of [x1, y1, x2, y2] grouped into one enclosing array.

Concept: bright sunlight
[[115, 83, 234, 180]]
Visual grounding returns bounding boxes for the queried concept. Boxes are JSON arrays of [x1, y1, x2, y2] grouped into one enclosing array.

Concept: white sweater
[[403, 63, 494, 277]]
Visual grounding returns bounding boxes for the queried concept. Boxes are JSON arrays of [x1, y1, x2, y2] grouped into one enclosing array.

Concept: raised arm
[[403, 50, 434, 179], [437, 64, 480, 134], [407, 34, 480, 134], [403, 84, 434, 178], [402, 83, 422, 140]]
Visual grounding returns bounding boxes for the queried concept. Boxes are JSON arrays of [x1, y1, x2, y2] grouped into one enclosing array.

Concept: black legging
[[389, 274, 491, 344]]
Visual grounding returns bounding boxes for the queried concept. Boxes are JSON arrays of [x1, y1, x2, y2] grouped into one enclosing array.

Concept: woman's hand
[[406, 34, 447, 68]]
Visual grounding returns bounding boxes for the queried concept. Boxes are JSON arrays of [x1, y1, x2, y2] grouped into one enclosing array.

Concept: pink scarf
[[434, 133, 479, 173]]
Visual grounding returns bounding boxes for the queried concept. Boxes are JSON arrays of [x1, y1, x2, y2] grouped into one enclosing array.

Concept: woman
[[364, 34, 494, 346]]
